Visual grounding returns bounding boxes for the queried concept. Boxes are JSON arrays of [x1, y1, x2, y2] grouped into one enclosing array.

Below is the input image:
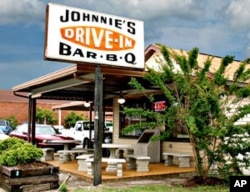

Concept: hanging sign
[[44, 3, 144, 69], [153, 101, 166, 112]]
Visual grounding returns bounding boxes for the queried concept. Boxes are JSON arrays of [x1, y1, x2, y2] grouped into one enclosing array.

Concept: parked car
[[53, 125, 65, 133], [0, 129, 9, 140], [0, 119, 13, 135], [9, 123, 77, 151], [60, 121, 95, 148], [60, 120, 112, 148]]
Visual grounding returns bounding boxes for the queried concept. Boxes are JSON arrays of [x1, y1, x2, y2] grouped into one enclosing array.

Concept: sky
[[1, 0, 250, 90]]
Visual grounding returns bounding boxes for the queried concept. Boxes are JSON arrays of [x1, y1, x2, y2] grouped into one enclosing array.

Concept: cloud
[[1, 0, 250, 90], [225, 0, 250, 29], [0, 0, 45, 25]]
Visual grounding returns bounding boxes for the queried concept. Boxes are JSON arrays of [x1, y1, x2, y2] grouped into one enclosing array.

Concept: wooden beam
[[76, 64, 146, 77]]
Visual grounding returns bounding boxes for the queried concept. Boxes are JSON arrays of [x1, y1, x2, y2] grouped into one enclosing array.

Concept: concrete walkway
[[48, 172, 192, 191]]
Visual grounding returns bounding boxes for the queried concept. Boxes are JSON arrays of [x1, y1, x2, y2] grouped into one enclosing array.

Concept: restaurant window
[[166, 120, 190, 142], [119, 98, 150, 138], [152, 99, 189, 142], [119, 97, 190, 142]]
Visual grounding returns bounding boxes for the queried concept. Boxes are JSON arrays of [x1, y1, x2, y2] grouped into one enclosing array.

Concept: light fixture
[[117, 97, 126, 104], [117, 90, 126, 104], [83, 101, 91, 107]]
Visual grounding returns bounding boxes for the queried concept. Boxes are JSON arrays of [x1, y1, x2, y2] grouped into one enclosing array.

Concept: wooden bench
[[86, 158, 126, 177], [76, 154, 94, 171], [162, 152, 191, 168], [126, 155, 150, 172], [41, 148, 54, 161]]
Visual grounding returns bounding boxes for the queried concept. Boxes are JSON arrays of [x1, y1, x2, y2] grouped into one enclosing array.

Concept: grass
[[72, 185, 229, 192]]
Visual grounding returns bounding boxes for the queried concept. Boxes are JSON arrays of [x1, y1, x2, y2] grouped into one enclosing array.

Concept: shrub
[[219, 133, 250, 178], [0, 137, 43, 166], [0, 137, 25, 153]]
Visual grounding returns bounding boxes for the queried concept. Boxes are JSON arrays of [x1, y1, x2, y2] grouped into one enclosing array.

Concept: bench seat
[[76, 154, 94, 171], [126, 155, 150, 172], [86, 158, 126, 177], [57, 149, 88, 154], [41, 148, 54, 161], [162, 152, 191, 168], [57, 149, 88, 163]]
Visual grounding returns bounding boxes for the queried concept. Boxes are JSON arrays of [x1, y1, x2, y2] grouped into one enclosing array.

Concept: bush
[[0, 137, 25, 152], [0, 137, 43, 166], [218, 133, 250, 179]]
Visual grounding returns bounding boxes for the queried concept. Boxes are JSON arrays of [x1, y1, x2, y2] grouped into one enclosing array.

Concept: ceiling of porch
[[12, 45, 160, 107]]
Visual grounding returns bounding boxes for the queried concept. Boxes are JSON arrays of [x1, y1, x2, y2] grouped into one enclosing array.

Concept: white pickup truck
[[60, 120, 112, 148]]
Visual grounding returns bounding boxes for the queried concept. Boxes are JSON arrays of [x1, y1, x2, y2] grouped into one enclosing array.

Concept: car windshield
[[16, 124, 58, 135], [36, 125, 58, 135], [83, 122, 94, 130]]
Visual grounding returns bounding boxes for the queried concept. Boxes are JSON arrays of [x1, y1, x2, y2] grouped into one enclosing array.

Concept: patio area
[[47, 159, 196, 183]]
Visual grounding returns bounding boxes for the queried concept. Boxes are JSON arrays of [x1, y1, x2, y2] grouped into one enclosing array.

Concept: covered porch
[[47, 159, 195, 183], [12, 44, 195, 185]]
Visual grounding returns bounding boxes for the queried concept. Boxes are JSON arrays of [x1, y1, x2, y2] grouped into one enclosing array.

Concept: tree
[[6, 115, 18, 130], [123, 44, 250, 180], [64, 112, 85, 128], [36, 107, 57, 125]]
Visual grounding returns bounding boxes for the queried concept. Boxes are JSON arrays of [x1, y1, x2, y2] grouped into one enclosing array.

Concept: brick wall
[[0, 94, 88, 126], [0, 101, 28, 123], [0, 90, 112, 127]]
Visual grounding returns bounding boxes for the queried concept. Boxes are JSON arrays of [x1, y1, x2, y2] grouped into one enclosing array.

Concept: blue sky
[[1, 0, 250, 90]]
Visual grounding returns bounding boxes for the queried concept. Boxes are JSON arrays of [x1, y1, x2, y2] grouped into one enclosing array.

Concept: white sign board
[[45, 3, 144, 69]]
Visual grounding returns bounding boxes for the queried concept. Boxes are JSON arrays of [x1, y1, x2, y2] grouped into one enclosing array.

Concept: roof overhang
[[12, 49, 155, 104], [14, 44, 247, 108]]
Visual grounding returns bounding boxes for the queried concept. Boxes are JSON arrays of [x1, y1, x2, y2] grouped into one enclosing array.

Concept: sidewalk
[[50, 172, 191, 191]]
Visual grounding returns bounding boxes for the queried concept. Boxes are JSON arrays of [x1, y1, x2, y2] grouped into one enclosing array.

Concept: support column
[[93, 65, 103, 186], [31, 98, 36, 145]]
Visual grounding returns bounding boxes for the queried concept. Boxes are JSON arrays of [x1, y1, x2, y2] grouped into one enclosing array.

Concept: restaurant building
[[11, 44, 250, 165]]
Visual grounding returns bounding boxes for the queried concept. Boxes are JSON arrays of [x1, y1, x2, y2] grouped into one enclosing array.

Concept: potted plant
[[0, 137, 59, 191]]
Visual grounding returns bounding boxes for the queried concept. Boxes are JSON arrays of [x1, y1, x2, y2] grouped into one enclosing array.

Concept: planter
[[0, 161, 59, 192]]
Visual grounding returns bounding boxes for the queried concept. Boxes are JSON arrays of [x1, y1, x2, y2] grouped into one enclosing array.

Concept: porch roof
[[12, 44, 248, 106]]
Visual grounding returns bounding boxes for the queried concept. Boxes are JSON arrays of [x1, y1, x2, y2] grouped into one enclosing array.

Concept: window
[[166, 120, 190, 142], [119, 98, 150, 138], [119, 97, 190, 142]]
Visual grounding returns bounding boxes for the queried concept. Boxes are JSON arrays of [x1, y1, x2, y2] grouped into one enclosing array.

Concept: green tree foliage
[[0, 137, 43, 166], [6, 115, 18, 130], [64, 112, 85, 128], [36, 107, 57, 125], [123, 44, 250, 180], [0, 115, 18, 130]]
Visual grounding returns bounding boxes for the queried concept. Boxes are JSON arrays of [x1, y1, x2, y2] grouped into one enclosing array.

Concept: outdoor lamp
[[117, 90, 126, 104], [84, 101, 91, 107], [117, 97, 126, 104]]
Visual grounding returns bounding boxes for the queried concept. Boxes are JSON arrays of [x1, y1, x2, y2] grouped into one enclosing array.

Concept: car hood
[[36, 134, 74, 140]]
